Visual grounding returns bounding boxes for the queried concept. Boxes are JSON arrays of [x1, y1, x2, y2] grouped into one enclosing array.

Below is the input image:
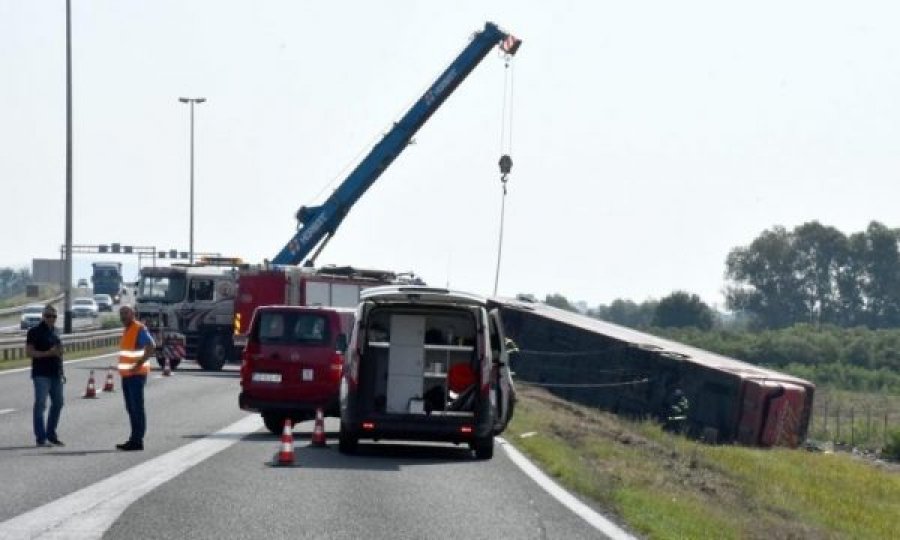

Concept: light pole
[[64, 0, 73, 334], [178, 97, 206, 264]]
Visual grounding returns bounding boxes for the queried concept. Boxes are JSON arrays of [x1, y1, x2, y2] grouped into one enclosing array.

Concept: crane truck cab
[[135, 259, 241, 371], [339, 286, 516, 459]]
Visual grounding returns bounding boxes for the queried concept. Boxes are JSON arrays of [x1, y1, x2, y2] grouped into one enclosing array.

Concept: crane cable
[[493, 54, 515, 296]]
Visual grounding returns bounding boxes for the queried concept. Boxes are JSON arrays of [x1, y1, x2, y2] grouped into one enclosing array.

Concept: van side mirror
[[335, 333, 348, 354]]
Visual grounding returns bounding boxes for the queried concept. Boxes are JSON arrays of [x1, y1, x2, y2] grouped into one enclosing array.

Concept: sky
[[2, 1, 899, 309]]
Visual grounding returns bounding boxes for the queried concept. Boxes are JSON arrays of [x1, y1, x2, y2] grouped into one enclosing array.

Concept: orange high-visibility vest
[[118, 322, 151, 377]]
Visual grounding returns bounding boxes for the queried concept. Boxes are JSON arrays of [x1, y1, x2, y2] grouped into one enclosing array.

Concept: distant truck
[[91, 262, 123, 302]]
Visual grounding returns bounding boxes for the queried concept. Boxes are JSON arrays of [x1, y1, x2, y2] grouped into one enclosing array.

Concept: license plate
[[252, 372, 282, 383], [302, 369, 314, 381]]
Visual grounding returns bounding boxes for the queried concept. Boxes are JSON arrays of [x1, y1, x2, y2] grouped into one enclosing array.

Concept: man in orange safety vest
[[116, 306, 155, 451]]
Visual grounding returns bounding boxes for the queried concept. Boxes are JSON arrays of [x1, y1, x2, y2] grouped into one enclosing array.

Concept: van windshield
[[257, 312, 330, 346]]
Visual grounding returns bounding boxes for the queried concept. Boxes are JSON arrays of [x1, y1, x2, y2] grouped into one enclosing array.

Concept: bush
[[884, 429, 900, 461]]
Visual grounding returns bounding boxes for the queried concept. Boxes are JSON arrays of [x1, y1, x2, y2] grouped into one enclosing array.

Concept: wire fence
[[809, 401, 899, 449]]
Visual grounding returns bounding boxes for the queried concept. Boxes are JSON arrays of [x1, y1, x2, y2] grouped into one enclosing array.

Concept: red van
[[239, 305, 355, 434]]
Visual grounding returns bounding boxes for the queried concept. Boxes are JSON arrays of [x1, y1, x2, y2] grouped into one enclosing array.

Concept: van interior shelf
[[368, 341, 473, 352]]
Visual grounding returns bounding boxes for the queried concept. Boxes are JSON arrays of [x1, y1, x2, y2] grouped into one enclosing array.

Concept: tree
[[725, 226, 807, 328], [652, 291, 714, 329], [544, 293, 578, 313]]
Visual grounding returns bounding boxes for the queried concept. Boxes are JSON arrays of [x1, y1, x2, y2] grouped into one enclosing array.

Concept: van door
[[489, 308, 516, 433]]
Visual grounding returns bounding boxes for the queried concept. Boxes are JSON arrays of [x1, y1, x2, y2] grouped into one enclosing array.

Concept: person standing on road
[[25, 304, 65, 447], [116, 305, 154, 451]]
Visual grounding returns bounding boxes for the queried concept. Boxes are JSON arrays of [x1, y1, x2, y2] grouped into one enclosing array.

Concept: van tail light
[[460, 425, 473, 434], [241, 342, 261, 381], [330, 352, 344, 383], [362, 421, 375, 430]]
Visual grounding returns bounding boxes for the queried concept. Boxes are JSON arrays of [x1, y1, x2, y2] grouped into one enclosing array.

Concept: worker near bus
[[663, 388, 690, 433], [116, 305, 155, 451], [25, 304, 65, 447]]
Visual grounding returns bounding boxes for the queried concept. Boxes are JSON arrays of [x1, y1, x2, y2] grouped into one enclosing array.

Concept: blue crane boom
[[272, 22, 521, 266]]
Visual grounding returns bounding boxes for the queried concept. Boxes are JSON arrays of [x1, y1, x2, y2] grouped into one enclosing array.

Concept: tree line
[[0, 267, 30, 299], [726, 220, 900, 329]]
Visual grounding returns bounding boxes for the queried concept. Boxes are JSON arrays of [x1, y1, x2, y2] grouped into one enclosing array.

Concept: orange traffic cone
[[163, 357, 172, 377], [274, 418, 296, 466], [311, 407, 327, 448], [102, 368, 115, 392], [83, 370, 98, 399]]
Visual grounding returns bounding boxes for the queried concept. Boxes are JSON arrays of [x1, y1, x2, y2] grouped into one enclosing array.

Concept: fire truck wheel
[[263, 413, 286, 435], [198, 334, 228, 371]]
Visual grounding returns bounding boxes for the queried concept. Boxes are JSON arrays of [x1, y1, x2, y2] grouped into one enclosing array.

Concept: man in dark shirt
[[25, 304, 65, 447]]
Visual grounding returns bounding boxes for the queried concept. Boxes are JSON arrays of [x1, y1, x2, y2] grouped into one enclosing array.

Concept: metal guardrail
[[0, 328, 121, 362], [0, 293, 66, 317]]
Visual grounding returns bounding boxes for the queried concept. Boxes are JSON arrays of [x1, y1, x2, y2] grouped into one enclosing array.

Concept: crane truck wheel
[[198, 334, 229, 371]]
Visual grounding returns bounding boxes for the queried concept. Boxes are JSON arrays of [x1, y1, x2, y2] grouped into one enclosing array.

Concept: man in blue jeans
[[25, 305, 65, 447], [116, 306, 155, 451]]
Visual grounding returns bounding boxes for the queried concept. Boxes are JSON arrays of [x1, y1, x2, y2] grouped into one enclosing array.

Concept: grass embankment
[[0, 287, 61, 309], [506, 384, 900, 539]]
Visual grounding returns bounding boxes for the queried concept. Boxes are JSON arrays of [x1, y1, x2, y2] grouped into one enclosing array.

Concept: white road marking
[[0, 408, 15, 415], [0, 352, 118, 376], [497, 437, 636, 540], [0, 414, 263, 539]]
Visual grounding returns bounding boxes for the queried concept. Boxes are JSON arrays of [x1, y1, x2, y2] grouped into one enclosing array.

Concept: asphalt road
[[0, 354, 621, 539]]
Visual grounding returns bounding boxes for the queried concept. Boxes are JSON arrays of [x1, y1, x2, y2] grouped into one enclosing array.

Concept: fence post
[[886, 413, 890, 446], [822, 400, 828, 435], [835, 406, 840, 444], [866, 407, 871, 442], [850, 408, 855, 448]]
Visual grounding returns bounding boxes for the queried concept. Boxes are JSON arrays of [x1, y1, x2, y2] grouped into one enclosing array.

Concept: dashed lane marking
[[0, 408, 15, 415], [0, 414, 263, 539]]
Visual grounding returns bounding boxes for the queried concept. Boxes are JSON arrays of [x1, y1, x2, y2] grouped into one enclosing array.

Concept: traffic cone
[[273, 419, 296, 466], [102, 368, 115, 392], [311, 407, 327, 448], [83, 370, 98, 399], [163, 357, 172, 377]]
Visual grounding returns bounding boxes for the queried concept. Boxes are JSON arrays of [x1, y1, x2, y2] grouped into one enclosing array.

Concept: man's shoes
[[35, 441, 53, 448], [115, 441, 143, 451], [47, 437, 65, 447]]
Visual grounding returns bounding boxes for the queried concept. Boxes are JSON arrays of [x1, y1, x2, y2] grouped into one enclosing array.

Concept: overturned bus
[[494, 298, 814, 448]]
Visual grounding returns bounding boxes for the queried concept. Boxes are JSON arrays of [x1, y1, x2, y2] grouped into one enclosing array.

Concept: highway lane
[[0, 355, 249, 522], [0, 356, 621, 539]]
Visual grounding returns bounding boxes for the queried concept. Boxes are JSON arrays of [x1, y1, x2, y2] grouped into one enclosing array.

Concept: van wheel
[[471, 436, 494, 460], [263, 414, 286, 435], [338, 425, 358, 454], [198, 334, 229, 371]]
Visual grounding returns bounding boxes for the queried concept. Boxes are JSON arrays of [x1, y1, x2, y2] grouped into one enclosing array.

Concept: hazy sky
[[2, 1, 899, 308]]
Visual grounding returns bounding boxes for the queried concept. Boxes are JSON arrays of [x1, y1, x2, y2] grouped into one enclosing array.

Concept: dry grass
[[505, 384, 900, 539]]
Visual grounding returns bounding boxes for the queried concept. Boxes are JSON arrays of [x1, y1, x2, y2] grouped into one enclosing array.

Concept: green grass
[[506, 385, 900, 539]]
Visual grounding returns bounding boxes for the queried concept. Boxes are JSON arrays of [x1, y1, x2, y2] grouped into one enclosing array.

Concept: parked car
[[76, 278, 89, 288], [72, 297, 99, 318], [338, 286, 516, 459], [20, 304, 45, 330], [93, 294, 114, 312], [239, 305, 356, 435]]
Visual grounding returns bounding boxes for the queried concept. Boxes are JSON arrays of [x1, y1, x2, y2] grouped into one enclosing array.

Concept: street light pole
[[178, 97, 206, 264], [64, 0, 73, 334]]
